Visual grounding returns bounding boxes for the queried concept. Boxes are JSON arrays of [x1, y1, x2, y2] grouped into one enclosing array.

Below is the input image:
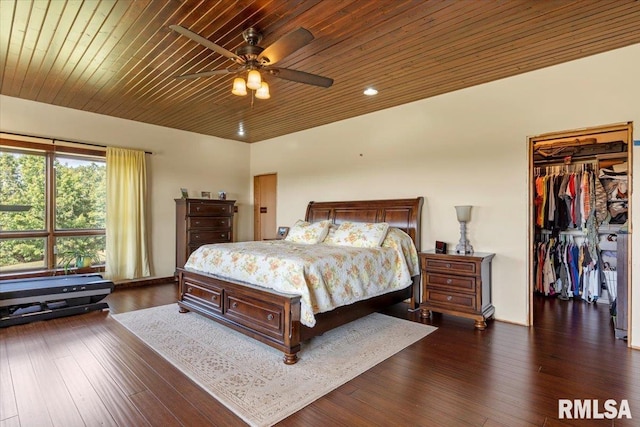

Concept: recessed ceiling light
[[363, 87, 378, 96], [238, 130, 245, 136]]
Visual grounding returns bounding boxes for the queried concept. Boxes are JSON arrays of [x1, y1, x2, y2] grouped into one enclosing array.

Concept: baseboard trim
[[114, 276, 176, 288]]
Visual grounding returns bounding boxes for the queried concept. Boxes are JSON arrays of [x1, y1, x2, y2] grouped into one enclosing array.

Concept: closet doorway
[[528, 122, 633, 343]]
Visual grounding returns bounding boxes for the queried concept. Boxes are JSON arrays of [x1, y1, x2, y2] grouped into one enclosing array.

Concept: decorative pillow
[[325, 221, 390, 248], [284, 220, 331, 244], [324, 223, 339, 242]]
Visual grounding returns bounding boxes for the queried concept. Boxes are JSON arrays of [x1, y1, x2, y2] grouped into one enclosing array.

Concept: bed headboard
[[305, 197, 424, 251]]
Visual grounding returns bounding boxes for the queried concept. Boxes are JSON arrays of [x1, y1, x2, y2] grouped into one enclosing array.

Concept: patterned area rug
[[112, 304, 436, 427]]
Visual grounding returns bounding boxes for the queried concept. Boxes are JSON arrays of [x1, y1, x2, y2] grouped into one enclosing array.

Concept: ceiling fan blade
[[169, 25, 241, 62], [258, 28, 314, 65], [267, 67, 333, 88], [174, 69, 234, 80]]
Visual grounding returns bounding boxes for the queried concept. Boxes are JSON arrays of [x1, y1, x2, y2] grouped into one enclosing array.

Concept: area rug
[[112, 304, 436, 427]]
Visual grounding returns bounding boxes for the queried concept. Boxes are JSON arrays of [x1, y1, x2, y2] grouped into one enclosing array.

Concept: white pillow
[[284, 220, 331, 244], [325, 221, 390, 248], [323, 223, 339, 242]]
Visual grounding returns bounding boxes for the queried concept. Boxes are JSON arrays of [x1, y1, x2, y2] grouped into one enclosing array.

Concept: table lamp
[[455, 205, 474, 254]]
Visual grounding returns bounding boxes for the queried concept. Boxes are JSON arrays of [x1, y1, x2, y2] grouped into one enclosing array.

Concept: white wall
[[0, 95, 252, 278], [251, 43, 640, 347]]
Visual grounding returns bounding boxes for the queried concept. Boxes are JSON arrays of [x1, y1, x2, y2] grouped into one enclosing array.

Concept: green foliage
[[0, 151, 106, 270], [0, 151, 46, 231], [55, 157, 106, 229]]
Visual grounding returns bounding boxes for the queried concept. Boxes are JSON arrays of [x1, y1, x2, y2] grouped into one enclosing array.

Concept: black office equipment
[[0, 274, 114, 327]]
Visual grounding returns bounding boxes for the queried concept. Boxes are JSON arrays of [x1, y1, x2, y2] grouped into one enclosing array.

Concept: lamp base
[[455, 221, 473, 254], [455, 243, 474, 254]]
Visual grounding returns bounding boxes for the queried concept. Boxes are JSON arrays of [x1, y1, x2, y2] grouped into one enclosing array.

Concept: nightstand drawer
[[422, 258, 477, 274], [425, 289, 476, 310], [425, 272, 475, 292]]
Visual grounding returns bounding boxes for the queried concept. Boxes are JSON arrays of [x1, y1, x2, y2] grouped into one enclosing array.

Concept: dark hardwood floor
[[1, 282, 637, 426]]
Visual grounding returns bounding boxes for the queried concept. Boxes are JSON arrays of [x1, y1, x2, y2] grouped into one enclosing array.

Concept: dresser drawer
[[425, 289, 476, 311], [422, 257, 477, 274], [425, 272, 476, 292], [224, 292, 284, 340], [188, 217, 231, 230], [187, 201, 233, 216], [188, 230, 231, 244], [183, 281, 222, 313]]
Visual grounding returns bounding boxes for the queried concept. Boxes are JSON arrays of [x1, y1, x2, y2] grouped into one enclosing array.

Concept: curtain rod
[[1, 131, 153, 155]]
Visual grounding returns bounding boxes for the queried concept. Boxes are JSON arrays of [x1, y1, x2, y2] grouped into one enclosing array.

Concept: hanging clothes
[[533, 237, 602, 302], [534, 164, 597, 233]]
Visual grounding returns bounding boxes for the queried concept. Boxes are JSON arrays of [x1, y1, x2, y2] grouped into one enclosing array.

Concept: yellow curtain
[[105, 147, 150, 281]]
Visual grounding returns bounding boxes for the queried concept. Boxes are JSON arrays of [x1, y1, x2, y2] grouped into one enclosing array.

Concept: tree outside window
[[0, 146, 106, 273]]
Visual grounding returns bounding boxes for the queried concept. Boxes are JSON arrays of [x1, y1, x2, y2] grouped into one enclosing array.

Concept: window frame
[[0, 138, 106, 275]]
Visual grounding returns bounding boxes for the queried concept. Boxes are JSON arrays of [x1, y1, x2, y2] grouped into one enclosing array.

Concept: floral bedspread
[[184, 237, 418, 327]]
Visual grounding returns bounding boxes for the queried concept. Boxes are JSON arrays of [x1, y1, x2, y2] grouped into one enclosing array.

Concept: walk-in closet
[[529, 123, 632, 340]]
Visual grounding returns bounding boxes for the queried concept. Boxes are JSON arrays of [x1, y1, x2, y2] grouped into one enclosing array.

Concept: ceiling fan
[[169, 25, 334, 99]]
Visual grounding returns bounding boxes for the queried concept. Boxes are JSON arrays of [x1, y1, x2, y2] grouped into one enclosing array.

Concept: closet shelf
[[539, 224, 622, 236]]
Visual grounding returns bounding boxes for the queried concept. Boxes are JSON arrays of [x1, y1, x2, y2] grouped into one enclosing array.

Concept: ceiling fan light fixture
[[255, 81, 271, 99], [363, 87, 378, 96], [232, 77, 247, 96], [246, 69, 262, 90]]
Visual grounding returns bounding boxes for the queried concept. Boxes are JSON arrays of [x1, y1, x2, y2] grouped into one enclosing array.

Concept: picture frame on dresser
[[276, 226, 289, 239]]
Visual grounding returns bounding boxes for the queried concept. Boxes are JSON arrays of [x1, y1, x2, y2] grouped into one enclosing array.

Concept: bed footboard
[[177, 268, 303, 364]]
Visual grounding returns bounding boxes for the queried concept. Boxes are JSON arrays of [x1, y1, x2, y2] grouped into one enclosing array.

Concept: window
[[0, 141, 106, 273]]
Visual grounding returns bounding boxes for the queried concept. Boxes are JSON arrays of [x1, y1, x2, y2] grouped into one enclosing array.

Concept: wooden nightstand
[[419, 250, 495, 330]]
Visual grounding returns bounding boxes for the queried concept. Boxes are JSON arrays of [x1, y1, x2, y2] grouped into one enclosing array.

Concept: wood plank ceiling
[[1, 0, 640, 143]]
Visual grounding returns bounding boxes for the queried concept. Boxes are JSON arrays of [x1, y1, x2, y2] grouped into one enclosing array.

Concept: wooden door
[[254, 173, 277, 240]]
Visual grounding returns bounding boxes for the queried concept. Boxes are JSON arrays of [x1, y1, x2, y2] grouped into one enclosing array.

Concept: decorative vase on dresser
[[175, 198, 235, 274], [419, 250, 495, 330]]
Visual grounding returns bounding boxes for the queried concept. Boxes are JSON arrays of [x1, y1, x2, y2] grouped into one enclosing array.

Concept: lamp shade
[[231, 77, 247, 96], [455, 205, 472, 222], [255, 81, 270, 99], [246, 70, 262, 90]]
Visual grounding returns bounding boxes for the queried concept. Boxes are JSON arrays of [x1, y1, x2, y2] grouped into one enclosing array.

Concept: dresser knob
[[446, 263, 451, 268], [187, 287, 193, 293], [447, 295, 453, 301], [267, 314, 274, 321], [196, 206, 201, 211], [447, 279, 452, 284], [195, 221, 200, 225], [195, 235, 199, 239], [221, 234, 225, 238], [232, 302, 238, 308], [211, 295, 217, 301]]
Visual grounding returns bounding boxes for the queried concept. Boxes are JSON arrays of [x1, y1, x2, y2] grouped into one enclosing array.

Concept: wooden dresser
[[175, 198, 235, 271], [419, 250, 495, 330]]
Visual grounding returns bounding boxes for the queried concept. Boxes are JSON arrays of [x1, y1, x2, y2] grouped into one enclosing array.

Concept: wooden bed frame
[[177, 197, 423, 364]]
